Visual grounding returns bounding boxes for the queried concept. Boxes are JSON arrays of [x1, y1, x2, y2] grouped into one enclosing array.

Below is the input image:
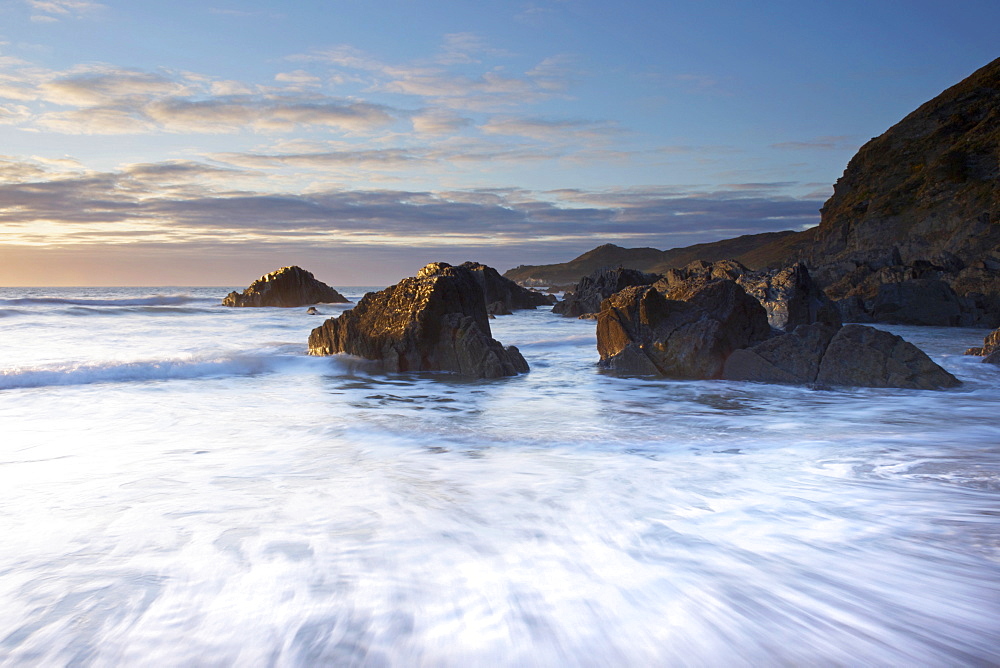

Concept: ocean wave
[[0, 352, 329, 390], [0, 294, 202, 307]]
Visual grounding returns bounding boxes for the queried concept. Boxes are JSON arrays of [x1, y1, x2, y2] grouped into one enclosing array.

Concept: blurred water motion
[[0, 288, 998, 665]]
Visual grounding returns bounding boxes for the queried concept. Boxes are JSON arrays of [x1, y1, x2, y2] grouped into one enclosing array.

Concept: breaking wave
[[0, 294, 202, 307], [0, 351, 333, 390]]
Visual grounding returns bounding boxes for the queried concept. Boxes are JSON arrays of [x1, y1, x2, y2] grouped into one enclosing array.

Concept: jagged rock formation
[[653, 259, 839, 332], [965, 326, 1000, 358], [737, 262, 842, 332], [223, 266, 348, 307], [723, 324, 960, 390], [554, 266, 659, 317], [307, 262, 528, 378], [459, 261, 555, 314], [596, 280, 770, 378]]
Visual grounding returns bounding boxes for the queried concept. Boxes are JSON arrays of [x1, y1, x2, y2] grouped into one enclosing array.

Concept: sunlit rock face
[[223, 266, 348, 307], [723, 323, 960, 390], [965, 326, 1000, 364], [596, 280, 770, 378], [308, 262, 528, 378]]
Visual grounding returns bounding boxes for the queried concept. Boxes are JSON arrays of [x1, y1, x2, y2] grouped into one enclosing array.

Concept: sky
[[0, 0, 997, 286]]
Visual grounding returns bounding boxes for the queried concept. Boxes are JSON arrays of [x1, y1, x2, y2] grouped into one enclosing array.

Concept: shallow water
[[0, 287, 998, 666]]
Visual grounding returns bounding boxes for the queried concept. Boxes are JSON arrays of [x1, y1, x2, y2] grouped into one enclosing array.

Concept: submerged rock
[[723, 323, 960, 390], [307, 262, 528, 378], [223, 266, 348, 307], [554, 266, 659, 318], [596, 280, 770, 378]]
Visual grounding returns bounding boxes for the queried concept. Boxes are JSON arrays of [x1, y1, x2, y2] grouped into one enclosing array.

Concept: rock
[[984, 350, 1000, 365], [735, 262, 841, 332], [653, 259, 839, 332], [871, 279, 964, 326], [834, 295, 875, 323], [723, 324, 839, 385], [460, 261, 555, 314], [554, 266, 659, 317], [307, 262, 528, 378], [654, 259, 746, 301], [306, 307, 319, 315], [486, 300, 512, 316], [596, 280, 771, 378], [965, 326, 1000, 356], [723, 324, 960, 389], [223, 266, 348, 307]]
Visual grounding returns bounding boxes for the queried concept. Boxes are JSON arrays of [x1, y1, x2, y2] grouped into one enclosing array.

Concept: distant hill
[[503, 231, 798, 286]]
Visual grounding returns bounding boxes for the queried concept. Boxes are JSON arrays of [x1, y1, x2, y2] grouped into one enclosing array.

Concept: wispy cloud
[[0, 62, 402, 135], [292, 38, 576, 111], [26, 0, 106, 21]]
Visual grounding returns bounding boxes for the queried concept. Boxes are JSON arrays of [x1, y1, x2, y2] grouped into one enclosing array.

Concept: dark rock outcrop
[[223, 266, 348, 307], [723, 324, 960, 390], [554, 266, 659, 317], [985, 350, 1000, 365], [307, 262, 528, 378], [460, 261, 555, 314], [596, 280, 770, 378], [870, 279, 965, 326], [965, 326, 1000, 356]]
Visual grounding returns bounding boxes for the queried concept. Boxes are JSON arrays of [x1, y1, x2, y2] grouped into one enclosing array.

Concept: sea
[[1, 285, 998, 667]]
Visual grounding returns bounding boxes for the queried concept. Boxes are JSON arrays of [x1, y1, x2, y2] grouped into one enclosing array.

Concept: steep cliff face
[[807, 58, 1000, 283]]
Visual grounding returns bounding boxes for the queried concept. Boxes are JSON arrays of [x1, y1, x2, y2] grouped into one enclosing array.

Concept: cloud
[[0, 61, 402, 135], [0, 156, 821, 255], [0, 104, 30, 124], [292, 38, 575, 110], [26, 0, 106, 20], [480, 116, 621, 143], [35, 107, 156, 134], [274, 70, 322, 86], [411, 109, 473, 135], [40, 69, 188, 106]]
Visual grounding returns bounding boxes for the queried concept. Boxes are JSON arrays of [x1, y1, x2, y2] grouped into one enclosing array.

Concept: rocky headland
[[507, 58, 1000, 329], [223, 266, 348, 308], [307, 262, 528, 378]]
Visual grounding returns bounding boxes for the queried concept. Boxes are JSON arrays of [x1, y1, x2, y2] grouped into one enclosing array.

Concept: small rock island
[[223, 266, 348, 308]]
